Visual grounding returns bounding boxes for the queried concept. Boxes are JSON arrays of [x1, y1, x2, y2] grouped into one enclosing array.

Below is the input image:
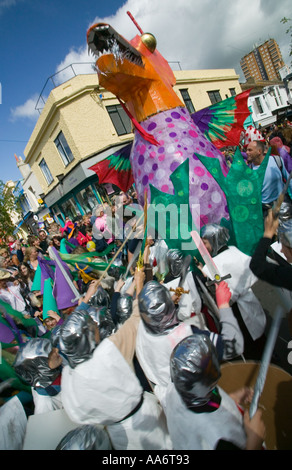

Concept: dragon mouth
[[87, 23, 143, 68]]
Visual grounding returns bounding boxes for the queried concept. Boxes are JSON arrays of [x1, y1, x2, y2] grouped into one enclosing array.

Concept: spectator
[[38, 229, 49, 254], [246, 140, 292, 217], [23, 246, 39, 271]]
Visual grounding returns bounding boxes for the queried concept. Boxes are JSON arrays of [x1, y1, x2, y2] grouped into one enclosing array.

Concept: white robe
[[61, 338, 172, 450], [136, 308, 244, 405], [0, 396, 27, 450], [165, 384, 247, 450], [136, 321, 194, 403], [202, 246, 266, 340], [31, 388, 63, 415]]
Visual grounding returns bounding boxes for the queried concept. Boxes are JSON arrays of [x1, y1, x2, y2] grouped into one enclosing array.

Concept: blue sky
[[0, 0, 291, 184]]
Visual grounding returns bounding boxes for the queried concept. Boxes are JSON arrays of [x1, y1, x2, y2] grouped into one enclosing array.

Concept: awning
[[13, 219, 25, 235]]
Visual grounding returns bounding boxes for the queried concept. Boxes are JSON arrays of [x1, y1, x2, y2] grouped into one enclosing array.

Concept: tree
[[0, 180, 21, 243], [281, 17, 292, 65]]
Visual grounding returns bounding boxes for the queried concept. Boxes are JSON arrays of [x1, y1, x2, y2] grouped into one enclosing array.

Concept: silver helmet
[[138, 280, 178, 334], [200, 224, 230, 257], [56, 424, 112, 450], [170, 334, 221, 407], [13, 338, 61, 389], [166, 249, 184, 278], [278, 218, 292, 248], [58, 310, 98, 368]]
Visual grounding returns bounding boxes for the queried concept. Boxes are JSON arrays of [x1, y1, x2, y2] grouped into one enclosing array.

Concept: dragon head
[[87, 23, 183, 121]]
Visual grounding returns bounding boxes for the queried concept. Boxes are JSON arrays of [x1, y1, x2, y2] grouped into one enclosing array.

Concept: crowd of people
[[0, 121, 292, 451]]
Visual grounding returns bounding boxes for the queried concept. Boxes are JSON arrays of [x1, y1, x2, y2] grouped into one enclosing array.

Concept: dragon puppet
[[87, 16, 265, 255], [87, 20, 231, 228]]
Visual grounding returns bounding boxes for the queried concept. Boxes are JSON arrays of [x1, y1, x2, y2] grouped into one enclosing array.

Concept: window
[[20, 195, 31, 214], [75, 187, 97, 214], [255, 97, 264, 114], [54, 131, 74, 166], [106, 104, 132, 135], [39, 158, 54, 185], [207, 90, 222, 105], [229, 88, 236, 97], [180, 89, 195, 113], [60, 198, 81, 220]]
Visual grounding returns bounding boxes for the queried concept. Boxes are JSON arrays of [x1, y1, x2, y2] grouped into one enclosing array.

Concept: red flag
[[89, 143, 134, 193]]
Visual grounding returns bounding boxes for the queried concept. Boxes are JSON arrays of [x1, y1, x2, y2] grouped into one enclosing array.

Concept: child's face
[[44, 317, 58, 330], [202, 238, 212, 254], [20, 264, 29, 276]]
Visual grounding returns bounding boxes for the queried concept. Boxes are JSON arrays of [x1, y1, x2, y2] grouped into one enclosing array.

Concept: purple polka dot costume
[[130, 106, 230, 227]]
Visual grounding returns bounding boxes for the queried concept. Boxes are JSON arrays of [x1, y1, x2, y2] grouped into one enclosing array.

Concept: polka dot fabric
[[244, 125, 265, 147], [130, 107, 229, 227]]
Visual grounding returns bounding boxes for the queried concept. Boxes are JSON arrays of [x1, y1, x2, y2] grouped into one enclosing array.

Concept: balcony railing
[[35, 60, 182, 114]]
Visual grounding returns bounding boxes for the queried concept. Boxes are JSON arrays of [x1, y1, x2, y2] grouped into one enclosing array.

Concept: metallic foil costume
[[200, 224, 230, 257], [170, 335, 221, 407], [58, 311, 98, 368], [56, 424, 112, 450], [138, 280, 179, 335], [13, 338, 61, 389]]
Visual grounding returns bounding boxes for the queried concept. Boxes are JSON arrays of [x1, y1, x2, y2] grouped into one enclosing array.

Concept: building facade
[[22, 67, 242, 228], [240, 39, 285, 82], [247, 84, 291, 128]]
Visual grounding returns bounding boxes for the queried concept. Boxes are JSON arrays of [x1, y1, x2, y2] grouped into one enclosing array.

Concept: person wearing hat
[[59, 221, 80, 253], [200, 223, 267, 360], [41, 278, 64, 332], [47, 271, 172, 451], [13, 337, 63, 415], [162, 249, 207, 329], [163, 335, 266, 450], [136, 279, 244, 406]]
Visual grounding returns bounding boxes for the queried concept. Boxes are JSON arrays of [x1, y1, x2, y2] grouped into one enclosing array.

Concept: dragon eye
[[141, 33, 157, 53]]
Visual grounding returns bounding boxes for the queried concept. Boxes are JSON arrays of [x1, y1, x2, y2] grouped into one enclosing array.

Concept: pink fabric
[[94, 215, 114, 244], [269, 137, 283, 148]]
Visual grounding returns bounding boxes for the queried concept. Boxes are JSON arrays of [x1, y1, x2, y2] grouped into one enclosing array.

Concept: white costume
[[165, 384, 246, 450], [136, 321, 194, 403], [202, 246, 266, 340], [61, 338, 171, 450], [136, 311, 244, 405], [60, 301, 172, 451], [31, 388, 63, 415]]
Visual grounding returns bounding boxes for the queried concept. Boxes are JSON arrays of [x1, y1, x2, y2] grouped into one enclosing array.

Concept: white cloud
[[57, 0, 291, 79], [11, 0, 292, 120], [10, 94, 40, 122]]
